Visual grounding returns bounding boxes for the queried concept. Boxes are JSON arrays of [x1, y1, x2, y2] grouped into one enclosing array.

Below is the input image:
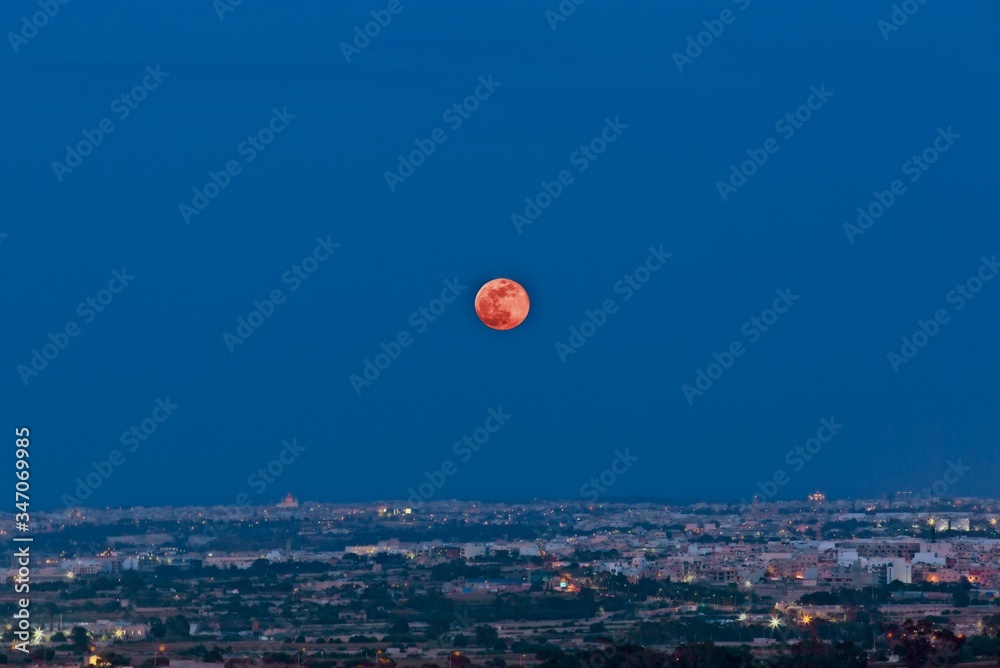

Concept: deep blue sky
[[4, 1, 999, 509]]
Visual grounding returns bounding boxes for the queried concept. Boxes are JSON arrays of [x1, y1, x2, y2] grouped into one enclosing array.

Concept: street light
[[769, 616, 782, 639], [154, 645, 165, 668]]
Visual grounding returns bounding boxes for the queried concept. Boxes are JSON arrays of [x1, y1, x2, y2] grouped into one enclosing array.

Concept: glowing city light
[[769, 616, 783, 629]]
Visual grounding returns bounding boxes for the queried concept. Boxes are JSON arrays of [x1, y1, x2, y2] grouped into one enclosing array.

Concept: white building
[[461, 543, 488, 559]]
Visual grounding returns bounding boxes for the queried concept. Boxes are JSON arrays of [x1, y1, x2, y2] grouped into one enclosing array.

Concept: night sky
[[4, 1, 999, 510]]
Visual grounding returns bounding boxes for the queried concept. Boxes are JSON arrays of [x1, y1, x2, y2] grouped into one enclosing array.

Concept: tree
[[671, 642, 750, 668], [149, 619, 166, 639], [453, 634, 468, 648], [424, 618, 450, 641], [120, 571, 147, 597], [983, 613, 1000, 635], [70, 626, 90, 653], [895, 619, 964, 668], [165, 615, 191, 638], [203, 649, 225, 663], [29, 648, 55, 662], [772, 638, 866, 668], [965, 634, 1000, 662], [96, 652, 133, 667], [474, 625, 498, 647]]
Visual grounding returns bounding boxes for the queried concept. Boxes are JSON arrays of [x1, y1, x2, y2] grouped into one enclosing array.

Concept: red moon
[[475, 278, 530, 330]]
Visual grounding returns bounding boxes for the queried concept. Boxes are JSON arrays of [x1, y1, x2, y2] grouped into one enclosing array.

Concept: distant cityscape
[[4, 494, 1000, 667]]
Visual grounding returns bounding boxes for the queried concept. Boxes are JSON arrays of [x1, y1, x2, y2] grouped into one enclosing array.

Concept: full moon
[[475, 278, 530, 330]]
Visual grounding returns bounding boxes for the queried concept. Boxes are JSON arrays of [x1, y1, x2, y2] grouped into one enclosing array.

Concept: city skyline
[[46, 491, 999, 513], [10, 494, 1000, 666]]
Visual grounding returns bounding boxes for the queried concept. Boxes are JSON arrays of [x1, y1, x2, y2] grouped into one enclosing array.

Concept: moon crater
[[475, 278, 529, 330]]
